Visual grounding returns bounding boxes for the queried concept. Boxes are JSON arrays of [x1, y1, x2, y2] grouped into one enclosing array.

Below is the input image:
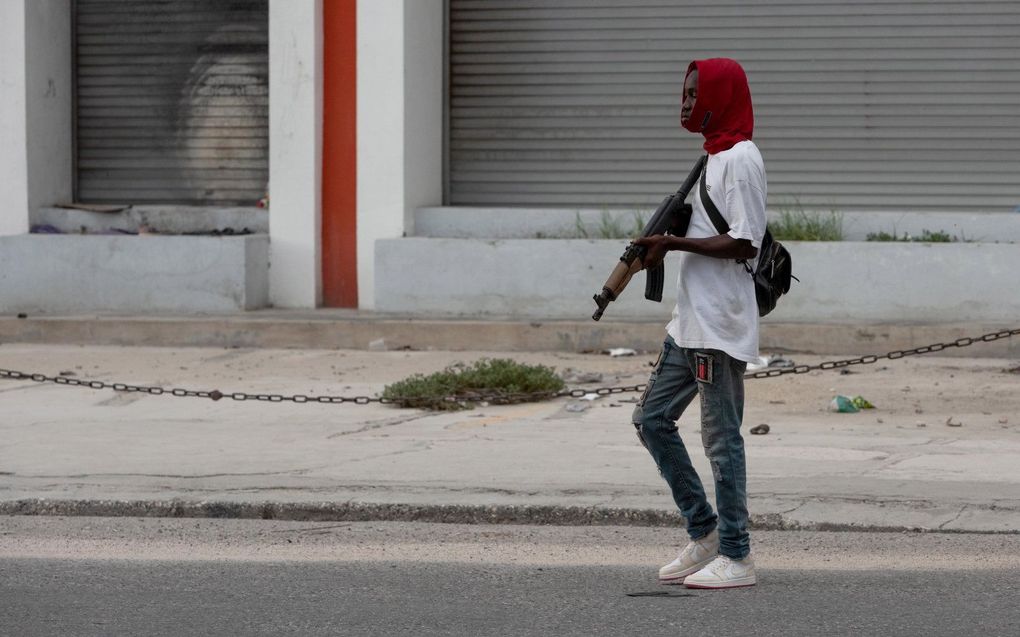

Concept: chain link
[[2, 328, 1017, 406], [743, 327, 1020, 379]]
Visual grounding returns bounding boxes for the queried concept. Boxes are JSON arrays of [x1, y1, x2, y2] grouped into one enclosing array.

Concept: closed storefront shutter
[[448, 0, 1020, 213], [75, 0, 268, 206]]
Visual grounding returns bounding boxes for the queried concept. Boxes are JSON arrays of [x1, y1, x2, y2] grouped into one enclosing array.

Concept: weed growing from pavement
[[574, 211, 646, 239], [866, 229, 962, 243], [769, 205, 844, 241], [381, 359, 565, 410]]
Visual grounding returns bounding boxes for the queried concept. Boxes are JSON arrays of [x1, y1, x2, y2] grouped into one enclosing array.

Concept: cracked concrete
[[1, 342, 1018, 532], [938, 505, 970, 531], [327, 413, 432, 438]]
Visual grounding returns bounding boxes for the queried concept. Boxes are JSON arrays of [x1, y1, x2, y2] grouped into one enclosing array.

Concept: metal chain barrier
[[744, 327, 1020, 379], [1, 327, 1017, 406]]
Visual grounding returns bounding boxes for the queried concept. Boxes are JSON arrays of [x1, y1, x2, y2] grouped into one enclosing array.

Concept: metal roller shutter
[[75, 0, 268, 206], [448, 0, 1020, 212]]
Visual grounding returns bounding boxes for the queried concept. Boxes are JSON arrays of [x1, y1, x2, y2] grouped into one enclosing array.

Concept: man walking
[[631, 58, 766, 589]]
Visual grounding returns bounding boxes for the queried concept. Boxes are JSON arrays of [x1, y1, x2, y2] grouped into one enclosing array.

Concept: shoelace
[[705, 556, 734, 575]]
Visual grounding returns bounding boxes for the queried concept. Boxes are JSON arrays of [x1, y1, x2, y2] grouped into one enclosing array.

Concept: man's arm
[[635, 233, 757, 269]]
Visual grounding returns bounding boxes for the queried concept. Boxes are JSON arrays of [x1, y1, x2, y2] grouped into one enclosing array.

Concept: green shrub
[[381, 359, 566, 410]]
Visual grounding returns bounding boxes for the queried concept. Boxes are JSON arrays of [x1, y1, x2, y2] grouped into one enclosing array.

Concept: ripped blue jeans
[[632, 336, 750, 559]]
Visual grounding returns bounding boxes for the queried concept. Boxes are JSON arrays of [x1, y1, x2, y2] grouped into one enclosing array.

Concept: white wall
[[0, 234, 268, 313], [356, 0, 443, 309], [25, 0, 72, 213], [0, 0, 30, 236], [375, 238, 1020, 323], [269, 0, 323, 308]]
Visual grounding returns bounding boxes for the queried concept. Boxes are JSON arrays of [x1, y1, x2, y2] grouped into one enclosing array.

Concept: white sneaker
[[658, 530, 719, 584], [683, 554, 757, 589]]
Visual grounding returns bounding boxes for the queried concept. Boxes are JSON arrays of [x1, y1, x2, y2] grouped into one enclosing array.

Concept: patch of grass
[[919, 229, 955, 243], [575, 211, 646, 239], [769, 206, 844, 241], [866, 229, 959, 243], [381, 359, 566, 410], [865, 230, 899, 242]]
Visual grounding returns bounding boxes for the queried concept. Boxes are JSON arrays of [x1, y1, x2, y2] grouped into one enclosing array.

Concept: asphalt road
[[2, 517, 1018, 637]]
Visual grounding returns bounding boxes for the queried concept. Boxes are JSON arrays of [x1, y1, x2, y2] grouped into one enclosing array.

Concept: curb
[[2, 315, 1018, 357], [2, 499, 1012, 535]]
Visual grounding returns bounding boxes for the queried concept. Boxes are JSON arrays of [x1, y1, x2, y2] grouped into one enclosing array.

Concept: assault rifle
[[591, 155, 707, 321]]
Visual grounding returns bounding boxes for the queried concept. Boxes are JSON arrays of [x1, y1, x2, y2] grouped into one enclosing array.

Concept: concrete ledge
[[2, 498, 1012, 534], [0, 313, 1016, 357], [417, 207, 1020, 242], [33, 205, 268, 235], [375, 238, 1020, 323], [0, 234, 269, 313]]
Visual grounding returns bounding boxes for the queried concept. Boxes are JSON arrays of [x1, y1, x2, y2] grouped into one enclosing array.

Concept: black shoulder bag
[[698, 162, 795, 317]]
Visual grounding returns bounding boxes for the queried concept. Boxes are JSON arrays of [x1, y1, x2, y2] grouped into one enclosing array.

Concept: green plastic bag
[[829, 395, 858, 413]]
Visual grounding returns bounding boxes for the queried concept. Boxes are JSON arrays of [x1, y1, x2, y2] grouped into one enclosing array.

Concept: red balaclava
[[682, 58, 754, 154]]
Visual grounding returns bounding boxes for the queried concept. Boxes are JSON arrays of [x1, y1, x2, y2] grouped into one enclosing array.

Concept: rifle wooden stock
[[602, 257, 644, 300]]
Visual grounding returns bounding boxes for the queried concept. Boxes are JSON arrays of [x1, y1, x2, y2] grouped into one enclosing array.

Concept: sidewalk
[[1, 340, 1018, 533]]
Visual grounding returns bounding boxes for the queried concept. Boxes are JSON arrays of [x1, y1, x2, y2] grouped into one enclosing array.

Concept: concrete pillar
[[0, 1, 30, 236], [26, 0, 73, 214], [356, 0, 443, 309], [269, 0, 324, 308], [0, 0, 73, 238]]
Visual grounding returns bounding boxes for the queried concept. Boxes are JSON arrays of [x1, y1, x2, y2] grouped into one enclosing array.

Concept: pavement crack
[[352, 442, 434, 462], [779, 502, 805, 515], [267, 523, 354, 534], [872, 453, 918, 471], [96, 392, 148, 407], [328, 413, 432, 438], [21, 470, 318, 480], [938, 505, 969, 530]]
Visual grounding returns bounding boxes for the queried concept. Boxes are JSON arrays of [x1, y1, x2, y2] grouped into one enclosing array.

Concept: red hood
[[682, 58, 754, 154]]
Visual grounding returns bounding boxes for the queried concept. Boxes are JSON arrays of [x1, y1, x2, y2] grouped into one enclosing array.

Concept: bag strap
[[699, 157, 754, 274], [698, 157, 731, 235]]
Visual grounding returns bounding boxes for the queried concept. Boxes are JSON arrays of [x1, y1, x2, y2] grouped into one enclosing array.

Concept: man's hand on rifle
[[634, 234, 672, 270]]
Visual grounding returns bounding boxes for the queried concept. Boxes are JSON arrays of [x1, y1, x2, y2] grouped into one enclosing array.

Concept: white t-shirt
[[665, 140, 767, 363]]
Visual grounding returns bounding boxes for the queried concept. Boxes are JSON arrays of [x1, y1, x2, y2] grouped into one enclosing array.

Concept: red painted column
[[321, 0, 358, 307]]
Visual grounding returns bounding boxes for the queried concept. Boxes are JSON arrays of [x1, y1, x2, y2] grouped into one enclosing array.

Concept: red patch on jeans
[[695, 352, 714, 384]]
